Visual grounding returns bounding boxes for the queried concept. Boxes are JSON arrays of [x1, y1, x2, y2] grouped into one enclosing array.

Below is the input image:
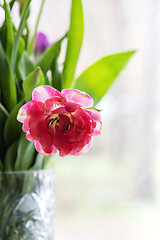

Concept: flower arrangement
[[0, 0, 135, 237], [0, 0, 135, 172]]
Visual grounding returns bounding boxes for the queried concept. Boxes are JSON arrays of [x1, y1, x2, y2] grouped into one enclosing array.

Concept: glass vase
[[0, 169, 55, 240]]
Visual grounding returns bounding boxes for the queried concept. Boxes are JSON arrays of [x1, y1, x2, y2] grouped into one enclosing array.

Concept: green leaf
[[75, 51, 136, 105], [0, 104, 8, 160], [4, 100, 24, 148], [51, 50, 62, 91], [36, 33, 67, 74], [0, 160, 3, 171], [9, 0, 17, 10], [14, 133, 35, 171], [63, 0, 84, 88], [44, 74, 50, 85], [15, 37, 26, 80], [43, 156, 54, 169], [20, 142, 35, 171], [0, 103, 9, 117], [23, 67, 45, 102], [30, 153, 45, 170], [0, 41, 17, 112], [0, 21, 7, 50], [30, 154, 54, 170], [4, 141, 18, 171], [18, 51, 34, 80], [10, 0, 31, 71], [4, 0, 13, 60]]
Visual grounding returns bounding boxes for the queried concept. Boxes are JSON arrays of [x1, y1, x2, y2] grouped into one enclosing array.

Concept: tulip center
[[47, 113, 72, 133], [47, 113, 60, 129]]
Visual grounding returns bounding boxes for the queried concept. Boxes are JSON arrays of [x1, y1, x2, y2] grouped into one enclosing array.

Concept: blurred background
[[3, 0, 160, 239]]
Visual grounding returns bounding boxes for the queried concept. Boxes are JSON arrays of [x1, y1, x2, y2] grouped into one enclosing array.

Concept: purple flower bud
[[34, 32, 50, 55]]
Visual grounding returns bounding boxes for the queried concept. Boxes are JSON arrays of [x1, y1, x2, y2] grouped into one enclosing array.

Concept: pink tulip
[[17, 86, 102, 157]]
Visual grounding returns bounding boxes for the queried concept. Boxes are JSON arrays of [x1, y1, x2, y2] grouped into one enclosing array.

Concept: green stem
[[25, 23, 29, 50], [10, 0, 32, 71], [27, 0, 46, 55], [35, 0, 46, 36], [0, 103, 9, 117], [0, 4, 4, 9]]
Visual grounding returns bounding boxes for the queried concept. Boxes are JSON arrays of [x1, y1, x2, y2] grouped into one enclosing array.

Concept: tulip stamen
[[47, 113, 61, 129], [47, 118, 57, 128], [66, 122, 71, 131]]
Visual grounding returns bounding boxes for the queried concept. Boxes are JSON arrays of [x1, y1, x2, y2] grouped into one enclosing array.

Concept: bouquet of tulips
[[0, 0, 135, 238], [0, 0, 135, 172]]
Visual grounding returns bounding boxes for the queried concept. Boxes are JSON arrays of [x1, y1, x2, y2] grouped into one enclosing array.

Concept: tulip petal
[[93, 121, 102, 136], [28, 101, 44, 124], [26, 133, 34, 141], [35, 141, 46, 155], [65, 101, 80, 112], [34, 32, 50, 54], [85, 109, 102, 136], [22, 116, 30, 133], [75, 137, 93, 155], [71, 108, 91, 134], [43, 96, 64, 113], [85, 109, 101, 121], [61, 89, 94, 108], [17, 100, 37, 123], [78, 137, 93, 155], [35, 140, 57, 156], [32, 85, 62, 103]]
